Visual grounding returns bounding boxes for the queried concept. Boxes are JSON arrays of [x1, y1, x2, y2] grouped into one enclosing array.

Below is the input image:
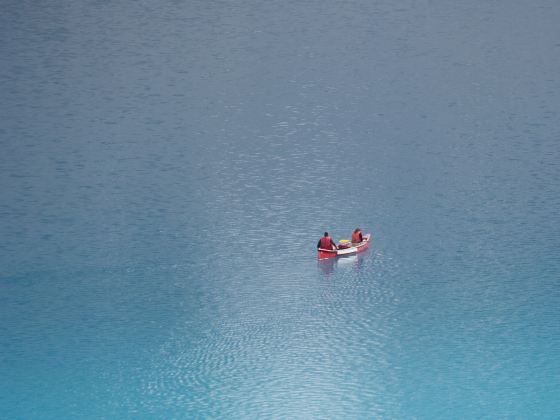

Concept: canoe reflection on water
[[317, 249, 368, 276]]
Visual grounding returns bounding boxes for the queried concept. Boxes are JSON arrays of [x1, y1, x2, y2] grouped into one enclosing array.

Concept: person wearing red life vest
[[317, 232, 338, 250], [351, 228, 363, 244]]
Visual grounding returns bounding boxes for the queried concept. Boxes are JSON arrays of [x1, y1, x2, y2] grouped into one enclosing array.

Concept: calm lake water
[[1, 0, 559, 417]]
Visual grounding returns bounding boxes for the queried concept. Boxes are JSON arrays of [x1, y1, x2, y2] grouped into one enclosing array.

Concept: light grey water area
[[1, 0, 560, 418]]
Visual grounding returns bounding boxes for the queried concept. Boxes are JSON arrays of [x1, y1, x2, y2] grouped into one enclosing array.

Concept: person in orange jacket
[[317, 232, 338, 250], [351, 228, 363, 244]]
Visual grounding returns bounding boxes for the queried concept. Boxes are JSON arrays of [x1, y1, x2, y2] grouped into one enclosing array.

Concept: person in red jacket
[[351, 228, 363, 244], [317, 232, 338, 250]]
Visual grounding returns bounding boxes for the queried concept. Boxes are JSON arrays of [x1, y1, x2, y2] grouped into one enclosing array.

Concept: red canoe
[[317, 233, 371, 260]]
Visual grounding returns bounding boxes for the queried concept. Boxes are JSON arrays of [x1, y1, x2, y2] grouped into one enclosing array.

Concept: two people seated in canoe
[[317, 228, 364, 250]]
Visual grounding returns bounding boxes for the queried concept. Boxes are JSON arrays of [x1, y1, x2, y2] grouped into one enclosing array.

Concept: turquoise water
[[2, 0, 559, 417]]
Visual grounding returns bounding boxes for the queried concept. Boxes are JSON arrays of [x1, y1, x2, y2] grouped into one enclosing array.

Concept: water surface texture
[[1, 0, 559, 418]]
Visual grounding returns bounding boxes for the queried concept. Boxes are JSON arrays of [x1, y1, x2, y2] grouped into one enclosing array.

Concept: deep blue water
[[1, 0, 559, 418]]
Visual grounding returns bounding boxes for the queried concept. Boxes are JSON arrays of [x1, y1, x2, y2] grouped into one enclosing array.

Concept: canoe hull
[[317, 233, 370, 260]]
